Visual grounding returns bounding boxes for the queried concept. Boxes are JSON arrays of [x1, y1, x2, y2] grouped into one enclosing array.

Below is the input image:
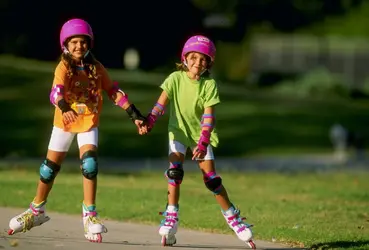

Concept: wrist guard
[[147, 113, 158, 132], [125, 104, 146, 121], [197, 130, 211, 154], [57, 99, 73, 113]]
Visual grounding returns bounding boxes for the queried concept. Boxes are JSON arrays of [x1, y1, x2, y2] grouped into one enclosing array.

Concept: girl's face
[[66, 36, 89, 61], [185, 52, 209, 79]]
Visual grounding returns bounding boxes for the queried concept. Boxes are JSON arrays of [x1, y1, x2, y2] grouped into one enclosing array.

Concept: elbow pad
[[50, 84, 64, 106]]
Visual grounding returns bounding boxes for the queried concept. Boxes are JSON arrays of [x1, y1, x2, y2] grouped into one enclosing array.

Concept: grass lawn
[[1, 54, 369, 160], [0, 168, 368, 249]]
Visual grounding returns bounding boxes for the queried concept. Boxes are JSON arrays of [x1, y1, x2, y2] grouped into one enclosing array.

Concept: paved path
[[0, 207, 296, 250]]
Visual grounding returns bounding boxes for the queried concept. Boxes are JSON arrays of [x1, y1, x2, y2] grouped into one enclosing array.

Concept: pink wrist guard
[[147, 113, 157, 131], [109, 81, 129, 107], [117, 94, 129, 108], [197, 130, 211, 153], [147, 102, 165, 132]]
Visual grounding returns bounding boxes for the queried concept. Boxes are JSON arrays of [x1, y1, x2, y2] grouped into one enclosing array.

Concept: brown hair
[[60, 52, 99, 80]]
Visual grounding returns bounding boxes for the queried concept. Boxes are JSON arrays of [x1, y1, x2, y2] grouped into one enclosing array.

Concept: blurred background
[[1, 0, 369, 169]]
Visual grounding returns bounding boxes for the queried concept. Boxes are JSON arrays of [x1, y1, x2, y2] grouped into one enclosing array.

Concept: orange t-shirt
[[52, 61, 114, 133]]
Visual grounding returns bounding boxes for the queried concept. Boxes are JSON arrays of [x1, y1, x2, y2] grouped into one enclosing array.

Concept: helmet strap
[[84, 50, 90, 58], [200, 68, 208, 75], [62, 46, 69, 54]]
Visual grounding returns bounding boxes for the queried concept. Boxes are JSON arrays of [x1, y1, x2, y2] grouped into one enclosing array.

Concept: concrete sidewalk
[[0, 207, 296, 250]]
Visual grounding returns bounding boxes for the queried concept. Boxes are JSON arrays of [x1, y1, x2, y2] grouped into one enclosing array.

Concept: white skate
[[82, 204, 108, 243], [8, 202, 50, 235], [222, 206, 256, 249], [158, 210, 178, 246]]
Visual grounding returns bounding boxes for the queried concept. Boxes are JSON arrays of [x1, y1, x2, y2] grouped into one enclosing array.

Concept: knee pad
[[165, 162, 184, 186], [81, 150, 98, 179], [203, 171, 223, 194], [40, 159, 61, 184]]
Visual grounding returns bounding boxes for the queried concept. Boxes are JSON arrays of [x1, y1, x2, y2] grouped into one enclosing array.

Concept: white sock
[[223, 205, 236, 216], [167, 205, 179, 212]]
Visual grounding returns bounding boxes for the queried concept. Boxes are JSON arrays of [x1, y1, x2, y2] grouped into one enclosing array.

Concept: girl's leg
[[77, 127, 99, 208], [33, 150, 67, 204], [167, 152, 185, 207], [34, 125, 75, 204], [159, 141, 186, 246], [8, 126, 74, 235], [197, 159, 232, 211], [77, 128, 107, 243], [79, 144, 98, 207], [197, 147, 255, 248]]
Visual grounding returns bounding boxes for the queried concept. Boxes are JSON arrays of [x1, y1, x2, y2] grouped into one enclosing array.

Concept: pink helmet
[[181, 35, 216, 63], [59, 18, 94, 50]]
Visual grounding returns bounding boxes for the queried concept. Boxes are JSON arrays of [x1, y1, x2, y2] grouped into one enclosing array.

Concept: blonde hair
[[175, 62, 210, 77], [177, 52, 212, 77]]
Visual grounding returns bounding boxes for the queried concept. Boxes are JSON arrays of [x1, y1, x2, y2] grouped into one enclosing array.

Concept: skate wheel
[[161, 235, 166, 246], [161, 235, 176, 247], [247, 240, 256, 249], [7, 229, 14, 235], [89, 233, 102, 243], [96, 234, 102, 243]]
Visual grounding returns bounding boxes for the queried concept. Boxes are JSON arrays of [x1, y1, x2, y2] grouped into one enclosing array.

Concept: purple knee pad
[[203, 171, 222, 194]]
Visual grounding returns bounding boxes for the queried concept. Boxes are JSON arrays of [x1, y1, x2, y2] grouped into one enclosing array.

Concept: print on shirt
[[66, 79, 99, 115]]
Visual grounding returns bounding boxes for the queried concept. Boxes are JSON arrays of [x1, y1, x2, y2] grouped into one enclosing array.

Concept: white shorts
[[168, 140, 215, 160], [48, 126, 98, 152]]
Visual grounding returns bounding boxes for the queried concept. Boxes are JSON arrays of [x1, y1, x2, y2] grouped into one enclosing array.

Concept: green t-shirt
[[160, 71, 220, 148]]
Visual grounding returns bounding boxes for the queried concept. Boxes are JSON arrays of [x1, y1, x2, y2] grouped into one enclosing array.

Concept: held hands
[[138, 101, 164, 135], [130, 110, 148, 135], [136, 113, 158, 135], [192, 130, 211, 160], [125, 104, 148, 135], [135, 120, 148, 135]]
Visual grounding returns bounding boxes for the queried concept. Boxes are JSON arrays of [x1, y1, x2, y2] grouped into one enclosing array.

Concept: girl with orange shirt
[[7, 18, 147, 243]]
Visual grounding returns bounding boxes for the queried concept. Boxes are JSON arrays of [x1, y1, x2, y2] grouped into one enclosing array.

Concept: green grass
[[1, 168, 369, 249], [1, 55, 369, 159]]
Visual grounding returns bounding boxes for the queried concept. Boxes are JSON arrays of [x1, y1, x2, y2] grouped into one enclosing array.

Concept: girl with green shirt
[[145, 35, 256, 249]]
